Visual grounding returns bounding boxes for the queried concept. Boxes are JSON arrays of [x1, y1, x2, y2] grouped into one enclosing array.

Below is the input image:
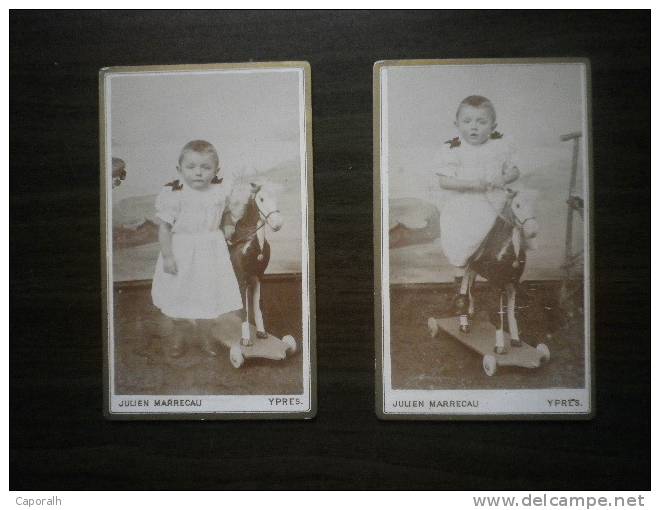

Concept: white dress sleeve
[[504, 141, 521, 173], [435, 144, 461, 178], [432, 143, 461, 207], [154, 187, 181, 226]]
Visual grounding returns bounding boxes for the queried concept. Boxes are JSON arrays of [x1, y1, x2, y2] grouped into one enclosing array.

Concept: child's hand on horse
[[163, 255, 178, 275], [501, 164, 520, 183]]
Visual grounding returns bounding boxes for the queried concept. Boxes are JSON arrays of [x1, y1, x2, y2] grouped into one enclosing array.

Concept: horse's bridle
[[487, 188, 536, 231], [229, 193, 280, 245], [255, 196, 281, 230]]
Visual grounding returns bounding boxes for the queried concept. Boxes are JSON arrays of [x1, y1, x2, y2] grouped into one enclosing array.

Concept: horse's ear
[[249, 182, 261, 192]]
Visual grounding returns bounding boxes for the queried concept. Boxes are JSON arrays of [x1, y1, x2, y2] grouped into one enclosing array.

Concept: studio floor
[[389, 282, 586, 390], [112, 277, 304, 395]]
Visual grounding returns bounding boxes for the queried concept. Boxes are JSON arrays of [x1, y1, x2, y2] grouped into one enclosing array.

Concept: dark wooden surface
[[10, 10, 649, 490]]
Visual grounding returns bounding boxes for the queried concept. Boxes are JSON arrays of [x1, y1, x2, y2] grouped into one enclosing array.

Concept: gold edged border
[[373, 58, 595, 421], [100, 61, 316, 421]]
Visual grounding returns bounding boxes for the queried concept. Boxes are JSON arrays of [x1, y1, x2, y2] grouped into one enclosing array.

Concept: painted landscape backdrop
[[112, 160, 302, 282]]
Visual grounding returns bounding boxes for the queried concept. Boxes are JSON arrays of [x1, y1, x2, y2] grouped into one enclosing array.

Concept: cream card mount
[[101, 62, 316, 420], [374, 58, 594, 420]]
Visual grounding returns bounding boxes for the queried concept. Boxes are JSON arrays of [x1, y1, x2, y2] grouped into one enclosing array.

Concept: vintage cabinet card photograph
[[375, 59, 593, 419], [101, 63, 315, 419]]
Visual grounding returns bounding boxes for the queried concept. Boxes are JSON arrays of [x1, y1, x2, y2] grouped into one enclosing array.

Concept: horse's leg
[[241, 283, 253, 346], [467, 269, 477, 317], [457, 266, 472, 334], [458, 267, 470, 294], [494, 291, 507, 354], [252, 276, 267, 339], [507, 283, 521, 347]]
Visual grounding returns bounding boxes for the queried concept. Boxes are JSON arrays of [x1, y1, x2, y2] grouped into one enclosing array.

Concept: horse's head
[[508, 189, 539, 251], [250, 181, 283, 232], [112, 157, 126, 188]]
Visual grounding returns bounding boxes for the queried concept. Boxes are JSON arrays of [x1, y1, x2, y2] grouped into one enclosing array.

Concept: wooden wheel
[[536, 343, 550, 363], [282, 335, 297, 354], [483, 354, 497, 377], [229, 343, 244, 368]]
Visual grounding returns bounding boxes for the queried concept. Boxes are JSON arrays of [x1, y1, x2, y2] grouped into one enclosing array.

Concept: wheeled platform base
[[212, 313, 297, 368], [428, 315, 550, 376]]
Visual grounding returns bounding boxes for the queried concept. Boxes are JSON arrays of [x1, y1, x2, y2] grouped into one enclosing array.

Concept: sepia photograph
[[375, 59, 593, 419], [101, 63, 315, 419]]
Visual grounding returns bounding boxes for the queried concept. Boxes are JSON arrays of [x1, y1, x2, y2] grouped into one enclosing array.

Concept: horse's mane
[[227, 176, 281, 220], [227, 180, 252, 220]]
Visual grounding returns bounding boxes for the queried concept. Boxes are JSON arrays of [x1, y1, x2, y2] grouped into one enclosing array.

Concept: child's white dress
[[151, 181, 243, 320], [437, 136, 519, 267]]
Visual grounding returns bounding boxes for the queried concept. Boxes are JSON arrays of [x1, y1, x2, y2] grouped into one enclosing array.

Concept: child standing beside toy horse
[[151, 140, 243, 358], [436, 95, 521, 328]]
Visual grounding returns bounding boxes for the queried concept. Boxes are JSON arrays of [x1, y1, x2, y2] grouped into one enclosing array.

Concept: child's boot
[[200, 320, 218, 357], [201, 338, 218, 357], [169, 323, 186, 358]]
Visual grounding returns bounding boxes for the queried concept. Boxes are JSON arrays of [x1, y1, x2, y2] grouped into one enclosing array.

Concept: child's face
[[177, 151, 218, 190], [455, 105, 496, 146]]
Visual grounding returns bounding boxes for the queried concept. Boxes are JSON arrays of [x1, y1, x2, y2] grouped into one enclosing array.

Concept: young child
[[436, 95, 520, 318], [151, 140, 243, 357]]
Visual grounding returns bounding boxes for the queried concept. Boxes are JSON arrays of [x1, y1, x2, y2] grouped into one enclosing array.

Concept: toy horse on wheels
[[428, 188, 550, 376], [219, 180, 296, 368]]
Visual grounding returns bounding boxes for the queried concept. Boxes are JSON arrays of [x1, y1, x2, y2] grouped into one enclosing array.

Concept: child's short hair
[[178, 140, 220, 168], [456, 95, 496, 122]]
